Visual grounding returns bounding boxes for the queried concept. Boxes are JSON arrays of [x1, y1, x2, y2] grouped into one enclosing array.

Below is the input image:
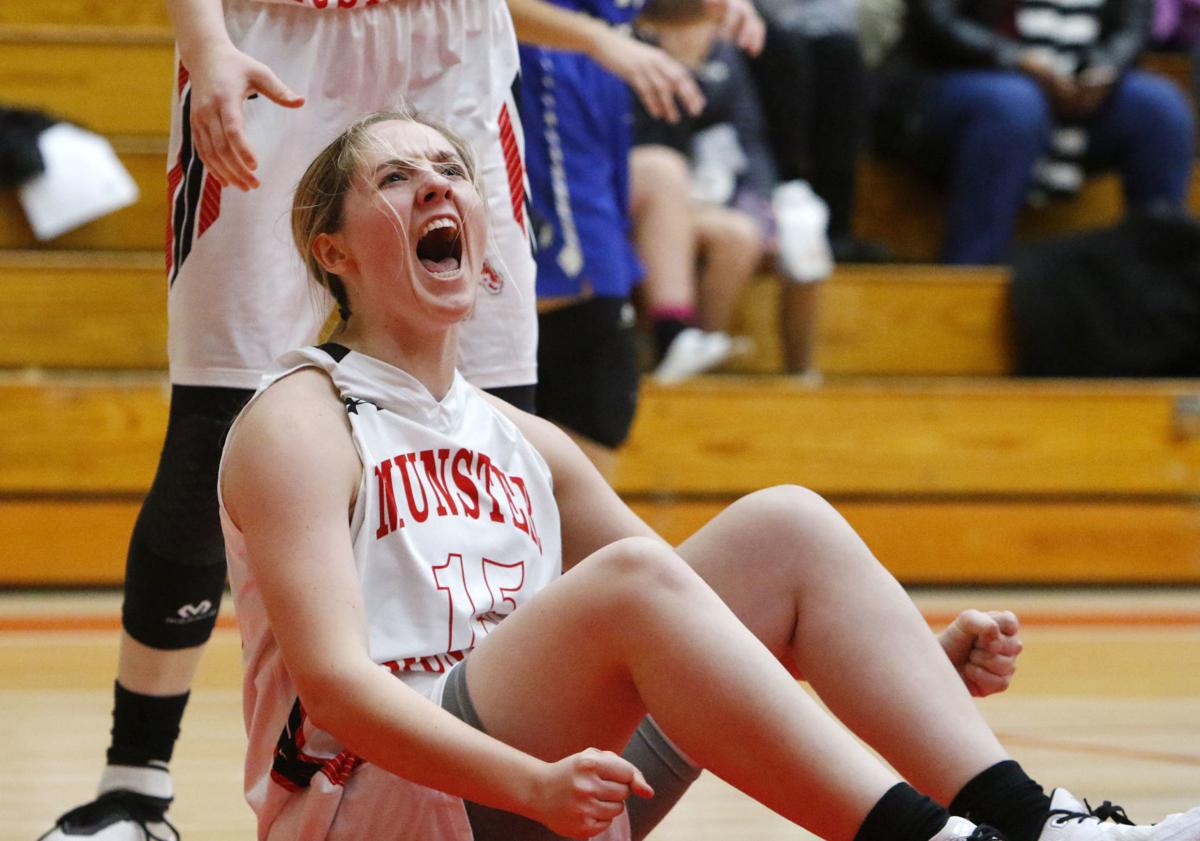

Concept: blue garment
[[922, 68, 1194, 263], [518, 0, 645, 298]]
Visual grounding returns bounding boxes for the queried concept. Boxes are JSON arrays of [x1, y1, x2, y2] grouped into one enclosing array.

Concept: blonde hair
[[291, 108, 481, 321]]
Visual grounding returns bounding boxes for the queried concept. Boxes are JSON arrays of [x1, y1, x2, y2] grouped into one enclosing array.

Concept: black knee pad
[[121, 385, 251, 650]]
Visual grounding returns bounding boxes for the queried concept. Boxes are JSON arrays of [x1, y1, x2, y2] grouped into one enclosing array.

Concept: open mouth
[[416, 217, 463, 276]]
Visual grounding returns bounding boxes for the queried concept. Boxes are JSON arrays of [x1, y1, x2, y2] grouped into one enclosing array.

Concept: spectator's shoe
[[654, 328, 745, 384], [931, 817, 1008, 841], [38, 790, 178, 841], [1037, 789, 1200, 841]]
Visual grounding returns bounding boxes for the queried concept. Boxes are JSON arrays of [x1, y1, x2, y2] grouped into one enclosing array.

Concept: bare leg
[[674, 486, 1010, 804], [629, 145, 697, 313], [780, 279, 822, 376], [117, 634, 206, 695], [466, 536, 901, 841], [692, 205, 764, 332]]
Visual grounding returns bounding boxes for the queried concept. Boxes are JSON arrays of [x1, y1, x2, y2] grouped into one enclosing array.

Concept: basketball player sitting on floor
[[217, 110, 1200, 841]]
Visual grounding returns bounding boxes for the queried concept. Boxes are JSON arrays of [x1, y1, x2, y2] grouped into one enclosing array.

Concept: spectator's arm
[[507, 0, 704, 122], [909, 0, 1024, 68]]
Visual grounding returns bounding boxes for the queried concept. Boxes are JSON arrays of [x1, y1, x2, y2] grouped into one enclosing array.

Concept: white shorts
[[166, 0, 536, 390]]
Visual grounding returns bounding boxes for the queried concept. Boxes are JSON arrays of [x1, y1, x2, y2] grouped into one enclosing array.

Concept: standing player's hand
[[938, 609, 1022, 697], [532, 747, 654, 838], [186, 45, 305, 191], [704, 0, 765, 55], [591, 29, 705, 123]]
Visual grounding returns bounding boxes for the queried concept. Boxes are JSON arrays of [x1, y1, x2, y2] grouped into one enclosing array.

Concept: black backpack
[[1011, 208, 1200, 377]]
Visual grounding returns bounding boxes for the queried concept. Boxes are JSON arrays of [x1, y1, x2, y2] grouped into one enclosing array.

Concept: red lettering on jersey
[[338, 0, 358, 6], [374, 459, 402, 539], [420, 449, 459, 518], [475, 454, 507, 524], [398, 453, 430, 523], [312, 0, 329, 7], [509, 475, 542, 554], [451, 448, 481, 518], [495, 471, 531, 539]]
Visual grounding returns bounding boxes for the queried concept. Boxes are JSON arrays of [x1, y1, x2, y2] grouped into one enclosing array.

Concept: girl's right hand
[[532, 747, 655, 838], [184, 44, 305, 191]]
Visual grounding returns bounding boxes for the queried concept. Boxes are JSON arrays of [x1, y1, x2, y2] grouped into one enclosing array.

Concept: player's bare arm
[[166, 0, 305, 191], [223, 371, 649, 836], [506, 0, 705, 123]]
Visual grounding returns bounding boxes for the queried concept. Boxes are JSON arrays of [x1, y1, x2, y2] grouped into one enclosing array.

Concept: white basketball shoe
[[1037, 789, 1200, 841], [931, 816, 1009, 841], [38, 765, 178, 841]]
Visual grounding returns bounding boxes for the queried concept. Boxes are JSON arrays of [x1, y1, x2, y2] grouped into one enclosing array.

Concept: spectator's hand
[[704, 0, 766, 55], [938, 609, 1022, 697], [185, 44, 305, 191], [1018, 51, 1079, 117], [532, 748, 654, 839], [1070, 65, 1117, 116], [592, 29, 705, 123]]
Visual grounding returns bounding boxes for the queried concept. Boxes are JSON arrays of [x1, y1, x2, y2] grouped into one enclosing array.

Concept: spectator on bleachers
[[631, 0, 828, 377], [750, 0, 890, 261], [874, 0, 1195, 264], [631, 0, 773, 380]]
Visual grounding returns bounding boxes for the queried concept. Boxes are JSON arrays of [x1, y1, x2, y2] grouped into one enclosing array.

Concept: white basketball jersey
[[221, 344, 560, 839]]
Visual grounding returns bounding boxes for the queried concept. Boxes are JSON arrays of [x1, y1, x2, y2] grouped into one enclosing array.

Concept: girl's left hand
[[938, 609, 1023, 697]]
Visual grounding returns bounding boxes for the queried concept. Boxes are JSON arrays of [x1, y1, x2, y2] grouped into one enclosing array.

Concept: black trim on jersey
[[271, 698, 323, 790], [168, 88, 207, 287], [316, 342, 351, 362]]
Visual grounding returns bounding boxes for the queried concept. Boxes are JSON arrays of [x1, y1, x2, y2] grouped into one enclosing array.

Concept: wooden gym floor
[[3, 586, 1198, 841]]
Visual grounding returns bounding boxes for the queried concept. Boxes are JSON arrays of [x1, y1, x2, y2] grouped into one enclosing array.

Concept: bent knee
[[591, 536, 705, 601], [631, 145, 691, 192], [733, 485, 853, 547]]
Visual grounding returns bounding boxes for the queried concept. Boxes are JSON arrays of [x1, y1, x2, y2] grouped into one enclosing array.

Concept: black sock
[[855, 782, 952, 841], [950, 760, 1051, 841], [652, 317, 691, 361], [106, 681, 189, 767]]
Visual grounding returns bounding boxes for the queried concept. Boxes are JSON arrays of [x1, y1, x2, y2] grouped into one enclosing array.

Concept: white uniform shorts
[[166, 0, 536, 390]]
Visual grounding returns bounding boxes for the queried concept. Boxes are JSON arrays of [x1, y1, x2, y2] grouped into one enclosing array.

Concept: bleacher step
[[0, 252, 165, 368], [0, 36, 172, 137], [0, 2, 169, 32], [0, 257, 1009, 374], [617, 378, 1200, 496], [6, 496, 1198, 585], [629, 497, 1200, 584], [2, 374, 1198, 496]]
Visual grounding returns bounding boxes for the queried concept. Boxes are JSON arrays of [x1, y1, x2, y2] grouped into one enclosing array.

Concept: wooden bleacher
[[0, 9, 1198, 585]]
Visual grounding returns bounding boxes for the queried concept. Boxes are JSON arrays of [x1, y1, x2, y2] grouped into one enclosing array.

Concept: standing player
[[220, 110, 1200, 841], [39, 0, 537, 838]]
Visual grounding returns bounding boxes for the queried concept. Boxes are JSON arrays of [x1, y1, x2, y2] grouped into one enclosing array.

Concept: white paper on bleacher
[[18, 122, 139, 241]]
